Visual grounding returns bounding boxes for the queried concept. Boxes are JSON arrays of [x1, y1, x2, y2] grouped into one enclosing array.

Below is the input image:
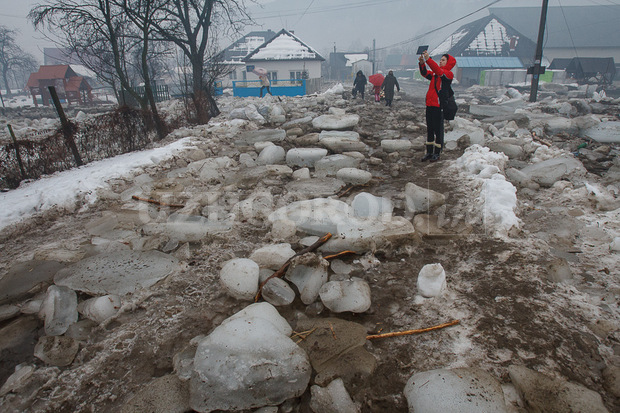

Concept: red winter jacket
[[419, 54, 456, 107]]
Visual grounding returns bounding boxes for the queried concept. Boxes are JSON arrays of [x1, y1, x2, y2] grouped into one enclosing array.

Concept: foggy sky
[[0, 0, 601, 63]]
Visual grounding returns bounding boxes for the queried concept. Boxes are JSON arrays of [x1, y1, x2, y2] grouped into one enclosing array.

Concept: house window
[[242, 71, 246, 80], [267, 71, 277, 82], [290, 71, 301, 80], [229, 70, 237, 80]]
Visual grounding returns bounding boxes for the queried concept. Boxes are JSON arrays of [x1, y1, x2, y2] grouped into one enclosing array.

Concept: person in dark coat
[[352, 70, 367, 100], [381, 70, 400, 107], [419, 50, 456, 162]]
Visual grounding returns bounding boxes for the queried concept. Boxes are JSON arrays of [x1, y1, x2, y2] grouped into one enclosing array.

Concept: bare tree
[[0, 26, 38, 98], [149, 0, 253, 123], [30, 0, 168, 139]]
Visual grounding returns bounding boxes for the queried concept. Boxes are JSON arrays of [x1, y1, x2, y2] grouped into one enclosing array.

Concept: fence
[[233, 79, 307, 97], [1, 107, 159, 189], [134, 84, 170, 102]]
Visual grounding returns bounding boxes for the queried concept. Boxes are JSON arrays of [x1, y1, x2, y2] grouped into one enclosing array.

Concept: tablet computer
[[416, 45, 429, 55]]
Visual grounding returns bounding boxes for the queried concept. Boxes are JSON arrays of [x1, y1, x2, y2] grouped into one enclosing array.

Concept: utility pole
[[372, 39, 376, 73], [529, 0, 549, 102]]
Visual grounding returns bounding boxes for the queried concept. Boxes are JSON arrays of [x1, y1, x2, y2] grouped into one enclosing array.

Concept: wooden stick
[[323, 250, 356, 260], [255, 232, 333, 302], [366, 320, 460, 340], [532, 132, 551, 147], [132, 195, 184, 208]]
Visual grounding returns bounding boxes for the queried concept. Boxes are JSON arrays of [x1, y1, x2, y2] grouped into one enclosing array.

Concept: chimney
[[509, 36, 519, 51]]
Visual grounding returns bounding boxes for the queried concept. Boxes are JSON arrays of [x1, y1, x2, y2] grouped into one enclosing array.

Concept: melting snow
[[249, 33, 319, 60]]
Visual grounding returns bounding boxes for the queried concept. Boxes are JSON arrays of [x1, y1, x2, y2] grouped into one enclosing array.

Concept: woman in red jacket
[[419, 50, 456, 162]]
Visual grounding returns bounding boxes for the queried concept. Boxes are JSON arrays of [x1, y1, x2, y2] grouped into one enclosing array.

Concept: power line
[[251, 0, 406, 20], [293, 0, 316, 27], [374, 0, 503, 52], [557, 0, 580, 60]]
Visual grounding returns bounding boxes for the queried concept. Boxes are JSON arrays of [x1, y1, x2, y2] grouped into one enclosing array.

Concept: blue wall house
[[235, 29, 325, 97]]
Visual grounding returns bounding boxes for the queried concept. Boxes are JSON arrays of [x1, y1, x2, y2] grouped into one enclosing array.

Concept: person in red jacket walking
[[419, 50, 456, 162]]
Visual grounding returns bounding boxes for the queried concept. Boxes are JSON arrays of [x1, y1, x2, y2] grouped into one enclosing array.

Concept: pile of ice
[[452, 145, 520, 237], [219, 242, 372, 313]]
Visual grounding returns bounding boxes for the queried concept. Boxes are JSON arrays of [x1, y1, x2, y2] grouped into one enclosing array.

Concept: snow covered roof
[[431, 15, 537, 65], [490, 5, 620, 49], [219, 30, 278, 64], [70, 65, 97, 79], [344, 54, 368, 67], [244, 29, 325, 62], [431, 29, 469, 57]]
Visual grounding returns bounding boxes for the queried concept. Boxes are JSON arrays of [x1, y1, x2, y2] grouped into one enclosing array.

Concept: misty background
[[0, 0, 603, 63]]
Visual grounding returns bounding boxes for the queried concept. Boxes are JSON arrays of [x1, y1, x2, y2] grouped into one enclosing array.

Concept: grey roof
[[432, 15, 536, 65], [218, 30, 278, 63], [490, 5, 620, 49]]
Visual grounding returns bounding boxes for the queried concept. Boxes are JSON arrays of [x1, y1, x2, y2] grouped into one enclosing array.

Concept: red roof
[[27, 65, 91, 92], [26, 65, 78, 88], [65, 76, 91, 92], [26, 72, 42, 88]]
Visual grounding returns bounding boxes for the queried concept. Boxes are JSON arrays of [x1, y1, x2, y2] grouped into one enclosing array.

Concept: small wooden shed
[[26, 65, 93, 107]]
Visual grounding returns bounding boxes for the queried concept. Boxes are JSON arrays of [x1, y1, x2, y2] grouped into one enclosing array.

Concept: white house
[[243, 29, 325, 84], [217, 30, 278, 87]]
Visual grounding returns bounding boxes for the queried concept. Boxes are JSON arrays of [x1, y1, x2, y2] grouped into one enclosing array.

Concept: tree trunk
[[2, 67, 12, 98], [191, 58, 219, 124], [141, 36, 167, 140]]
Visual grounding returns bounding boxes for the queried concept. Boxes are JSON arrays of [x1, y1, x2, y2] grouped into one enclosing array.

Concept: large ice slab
[[54, 251, 181, 295], [269, 198, 353, 236], [520, 156, 585, 187], [236, 129, 286, 144], [404, 368, 508, 413], [190, 303, 311, 412], [286, 148, 328, 168], [312, 114, 360, 130], [582, 121, 620, 143], [40, 285, 78, 336]]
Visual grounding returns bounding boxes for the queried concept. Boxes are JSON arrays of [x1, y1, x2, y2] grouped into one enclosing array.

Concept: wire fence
[[1, 107, 165, 190]]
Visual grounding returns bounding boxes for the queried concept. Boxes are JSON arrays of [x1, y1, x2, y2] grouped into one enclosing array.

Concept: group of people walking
[[353, 50, 456, 163], [352, 70, 400, 107]]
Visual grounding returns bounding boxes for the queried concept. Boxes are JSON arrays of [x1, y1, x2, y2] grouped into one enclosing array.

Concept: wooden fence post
[[7, 124, 27, 179], [48, 86, 83, 166]]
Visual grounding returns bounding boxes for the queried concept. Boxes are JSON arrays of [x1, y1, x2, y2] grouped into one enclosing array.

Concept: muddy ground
[[0, 90, 619, 412]]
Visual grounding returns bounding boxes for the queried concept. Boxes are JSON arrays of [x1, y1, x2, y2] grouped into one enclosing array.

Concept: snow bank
[[0, 137, 194, 232]]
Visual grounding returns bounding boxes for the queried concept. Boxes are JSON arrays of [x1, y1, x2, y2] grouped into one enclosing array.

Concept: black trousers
[[260, 86, 271, 97], [425, 106, 444, 155]]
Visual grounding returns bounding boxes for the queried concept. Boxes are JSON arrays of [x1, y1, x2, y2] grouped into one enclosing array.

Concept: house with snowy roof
[[431, 14, 537, 86], [243, 29, 324, 78], [216, 30, 278, 87], [238, 29, 325, 95]]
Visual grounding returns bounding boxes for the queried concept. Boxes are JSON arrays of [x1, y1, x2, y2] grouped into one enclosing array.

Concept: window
[[290, 71, 309, 80], [229, 70, 237, 80], [242, 71, 246, 80], [267, 71, 277, 81]]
